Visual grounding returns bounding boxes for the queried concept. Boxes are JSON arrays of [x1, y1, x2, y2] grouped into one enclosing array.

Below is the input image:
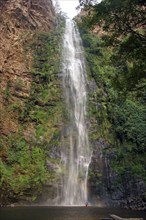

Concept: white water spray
[[61, 20, 91, 206]]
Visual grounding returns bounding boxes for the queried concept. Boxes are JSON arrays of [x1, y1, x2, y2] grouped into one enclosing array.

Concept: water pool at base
[[0, 206, 146, 220]]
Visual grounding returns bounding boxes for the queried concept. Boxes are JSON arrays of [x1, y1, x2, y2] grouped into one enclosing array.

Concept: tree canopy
[[79, 0, 146, 40], [78, 0, 146, 91]]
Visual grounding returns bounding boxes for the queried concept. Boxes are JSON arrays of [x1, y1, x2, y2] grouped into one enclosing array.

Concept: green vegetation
[[0, 15, 65, 205], [77, 0, 146, 205], [0, 135, 49, 203]]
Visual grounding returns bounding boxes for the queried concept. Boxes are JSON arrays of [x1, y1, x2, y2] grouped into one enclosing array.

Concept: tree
[[79, 0, 146, 91], [79, 0, 146, 40]]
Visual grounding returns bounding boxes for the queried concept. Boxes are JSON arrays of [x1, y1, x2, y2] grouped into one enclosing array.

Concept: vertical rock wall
[[0, 0, 55, 136], [0, 0, 61, 206]]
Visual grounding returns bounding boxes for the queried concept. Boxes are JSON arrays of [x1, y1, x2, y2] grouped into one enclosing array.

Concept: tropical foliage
[[77, 0, 146, 205]]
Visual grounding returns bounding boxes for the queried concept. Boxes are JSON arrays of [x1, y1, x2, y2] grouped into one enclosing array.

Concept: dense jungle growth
[[77, 0, 146, 209]]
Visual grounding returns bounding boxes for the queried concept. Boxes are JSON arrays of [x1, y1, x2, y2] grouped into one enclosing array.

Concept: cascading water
[[61, 19, 91, 206]]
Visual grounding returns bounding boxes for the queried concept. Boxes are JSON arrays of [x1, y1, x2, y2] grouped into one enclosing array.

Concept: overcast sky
[[58, 0, 102, 19], [59, 0, 80, 18]]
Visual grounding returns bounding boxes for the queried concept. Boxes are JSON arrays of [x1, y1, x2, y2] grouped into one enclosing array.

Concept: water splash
[[61, 20, 91, 206]]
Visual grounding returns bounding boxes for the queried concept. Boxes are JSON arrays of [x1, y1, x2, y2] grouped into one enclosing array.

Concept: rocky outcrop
[[0, 0, 55, 136], [0, 0, 55, 30], [89, 143, 146, 210]]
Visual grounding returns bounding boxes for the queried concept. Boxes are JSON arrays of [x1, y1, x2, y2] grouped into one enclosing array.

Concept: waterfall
[[61, 20, 91, 206]]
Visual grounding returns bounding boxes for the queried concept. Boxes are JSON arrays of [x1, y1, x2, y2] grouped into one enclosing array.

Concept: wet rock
[[0, 65, 3, 73], [88, 138, 146, 210], [87, 79, 97, 92]]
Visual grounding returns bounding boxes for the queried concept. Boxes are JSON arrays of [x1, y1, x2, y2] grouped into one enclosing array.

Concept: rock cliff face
[[0, 0, 55, 136], [0, 0, 63, 206]]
